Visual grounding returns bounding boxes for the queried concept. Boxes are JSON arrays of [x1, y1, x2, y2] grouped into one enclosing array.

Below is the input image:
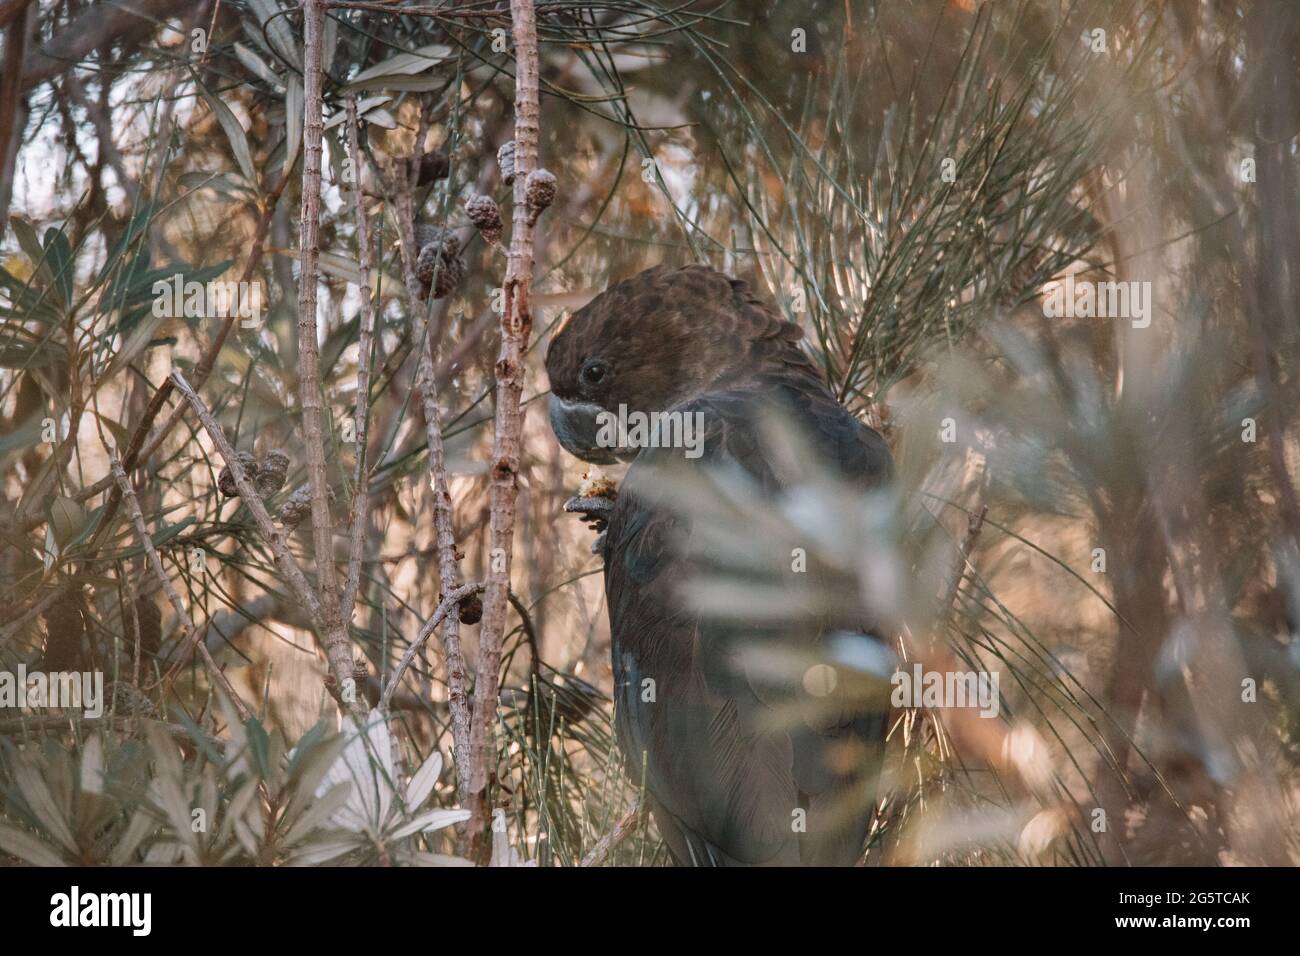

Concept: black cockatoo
[[545, 265, 895, 866]]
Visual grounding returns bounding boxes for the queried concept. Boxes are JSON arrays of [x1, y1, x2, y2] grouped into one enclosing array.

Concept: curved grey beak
[[548, 394, 620, 464]]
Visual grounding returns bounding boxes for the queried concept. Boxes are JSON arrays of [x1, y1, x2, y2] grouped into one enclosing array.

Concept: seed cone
[[278, 484, 336, 528], [465, 194, 503, 244], [524, 168, 557, 212], [458, 591, 484, 625], [255, 448, 290, 498], [218, 451, 259, 498], [278, 485, 313, 528], [497, 140, 517, 185], [106, 681, 158, 717], [414, 226, 465, 299]]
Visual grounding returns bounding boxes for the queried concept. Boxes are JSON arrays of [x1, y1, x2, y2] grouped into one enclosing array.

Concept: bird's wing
[[604, 380, 892, 866]]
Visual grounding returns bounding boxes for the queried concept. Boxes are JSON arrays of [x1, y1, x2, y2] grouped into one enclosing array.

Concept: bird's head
[[545, 265, 809, 463]]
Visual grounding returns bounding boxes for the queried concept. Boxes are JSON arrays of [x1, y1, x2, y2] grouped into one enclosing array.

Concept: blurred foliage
[[0, 0, 1296, 865], [0, 704, 469, 866]]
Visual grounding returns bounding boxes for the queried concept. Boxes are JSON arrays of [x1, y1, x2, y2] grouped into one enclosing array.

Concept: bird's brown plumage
[[546, 265, 894, 865], [546, 265, 820, 415]]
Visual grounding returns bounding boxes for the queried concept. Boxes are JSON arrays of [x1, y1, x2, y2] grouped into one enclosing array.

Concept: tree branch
[[109, 457, 253, 722], [19, 0, 185, 93], [341, 95, 377, 621], [466, 0, 546, 851], [579, 797, 644, 867], [169, 369, 362, 708], [391, 143, 479, 837], [381, 582, 483, 713], [297, 0, 361, 716], [0, 1, 30, 243]]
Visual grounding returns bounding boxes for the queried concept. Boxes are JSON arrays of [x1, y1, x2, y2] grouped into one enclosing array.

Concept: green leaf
[[283, 781, 351, 846], [109, 810, 158, 866], [94, 412, 132, 454], [284, 733, 348, 823], [104, 310, 167, 379], [42, 227, 74, 306], [286, 719, 328, 776], [342, 45, 451, 92], [48, 495, 87, 546], [151, 517, 195, 548], [195, 78, 258, 187], [63, 504, 104, 551], [116, 259, 238, 335], [95, 203, 159, 288], [0, 340, 59, 367], [408, 852, 475, 867], [246, 0, 302, 72], [10, 760, 78, 854], [0, 822, 67, 867], [9, 218, 51, 285], [118, 517, 195, 558], [359, 108, 396, 129], [246, 718, 271, 780], [0, 417, 41, 454], [285, 74, 303, 175], [320, 13, 337, 75], [0, 281, 59, 323], [405, 750, 443, 810], [323, 95, 390, 131], [285, 836, 357, 866], [232, 42, 284, 90], [389, 808, 471, 841]]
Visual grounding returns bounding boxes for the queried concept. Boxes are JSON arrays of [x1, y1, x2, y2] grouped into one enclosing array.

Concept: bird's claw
[[564, 494, 615, 527], [564, 494, 614, 556]]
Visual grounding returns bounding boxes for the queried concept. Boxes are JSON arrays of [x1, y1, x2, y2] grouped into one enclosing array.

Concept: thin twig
[[579, 797, 644, 867], [941, 503, 987, 614], [391, 133, 476, 826], [380, 582, 483, 712], [341, 95, 377, 620], [168, 370, 354, 692], [117, 562, 142, 726], [0, 714, 219, 744], [325, 1, 508, 19], [109, 457, 253, 722]]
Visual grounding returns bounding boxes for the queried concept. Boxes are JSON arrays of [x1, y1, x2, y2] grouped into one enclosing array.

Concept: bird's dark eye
[[580, 361, 608, 387]]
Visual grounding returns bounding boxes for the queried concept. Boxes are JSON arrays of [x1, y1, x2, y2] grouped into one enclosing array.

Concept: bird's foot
[[563, 493, 614, 528], [563, 494, 614, 556]]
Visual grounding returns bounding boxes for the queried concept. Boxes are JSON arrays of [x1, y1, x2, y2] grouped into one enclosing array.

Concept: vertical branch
[[0, 1, 31, 243], [416, 298, 476, 802], [341, 96, 376, 619], [298, 0, 361, 715], [465, 0, 545, 847], [392, 179, 477, 829]]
